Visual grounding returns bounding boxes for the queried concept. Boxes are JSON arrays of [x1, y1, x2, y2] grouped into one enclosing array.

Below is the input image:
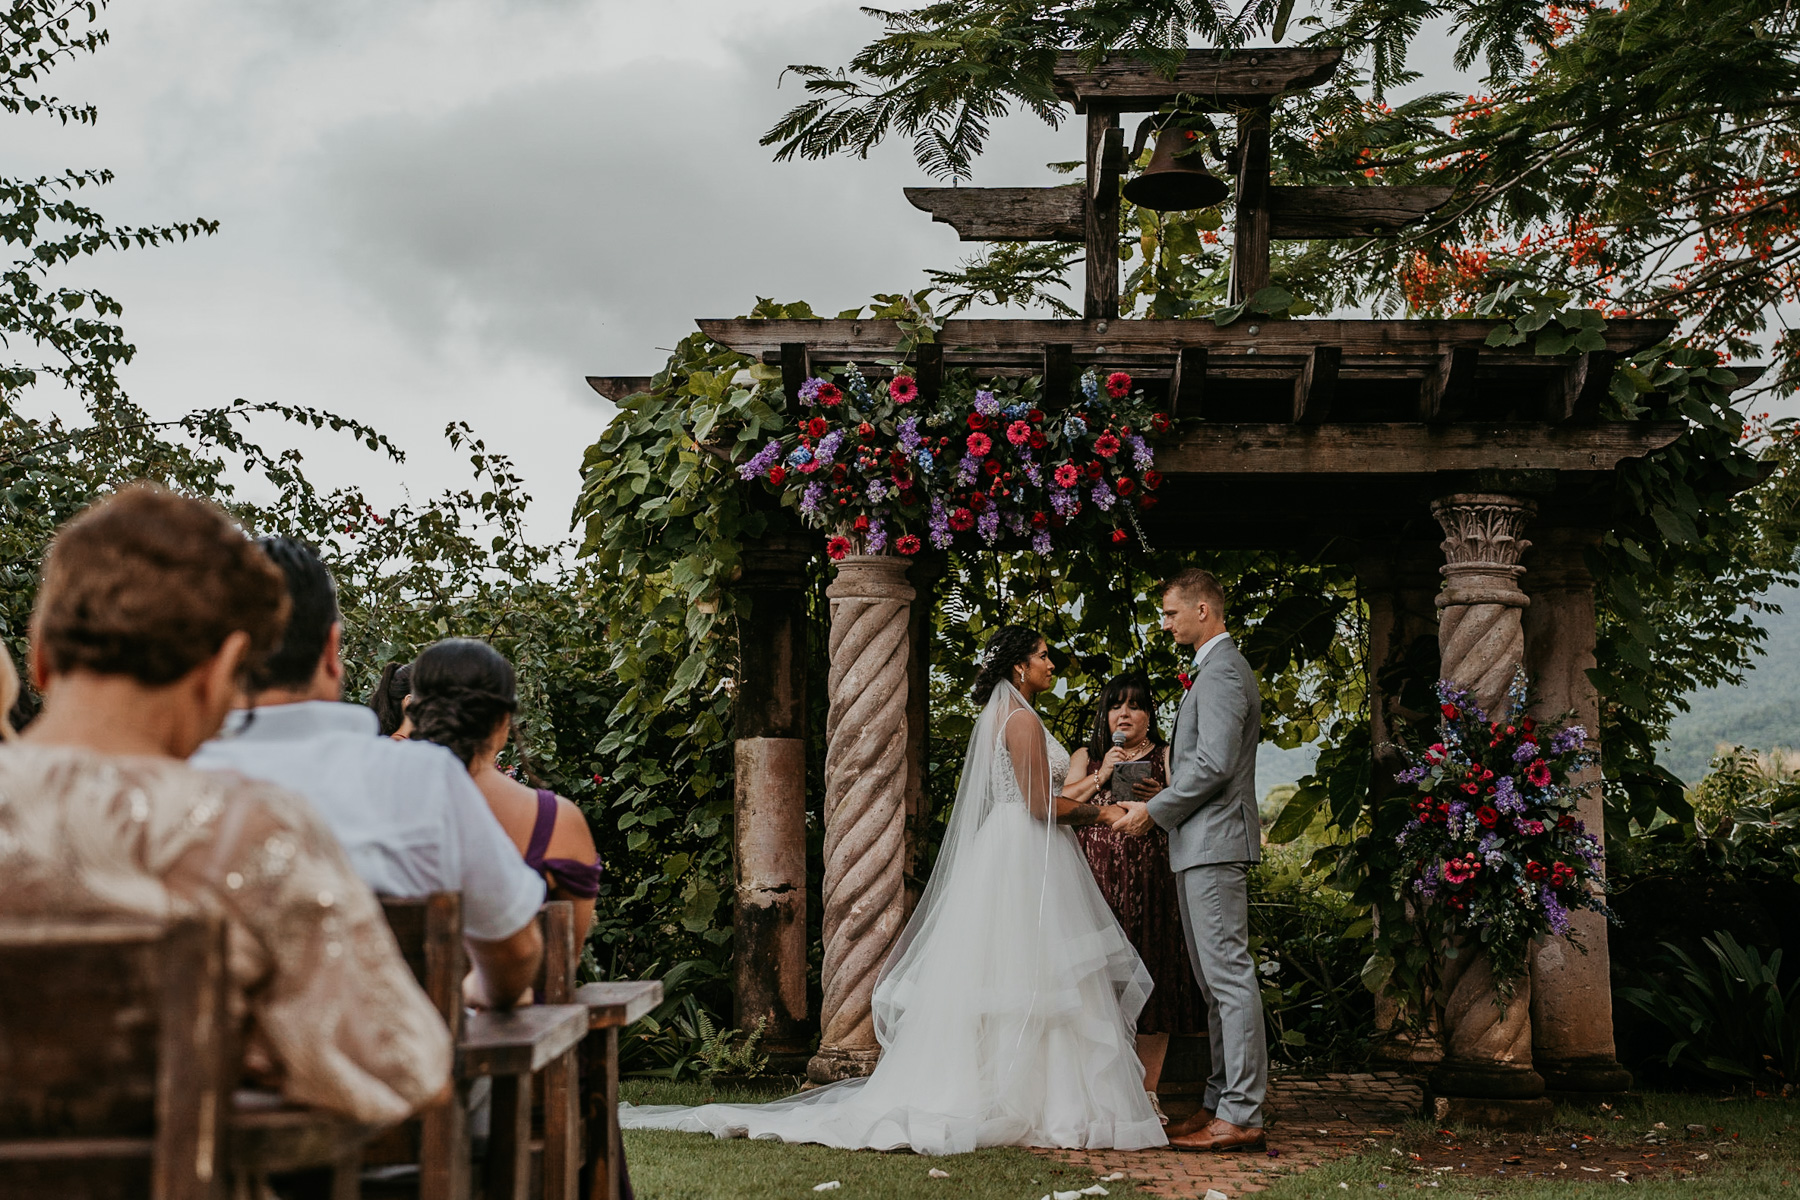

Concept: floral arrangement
[[734, 363, 1169, 558], [1392, 676, 1611, 992]]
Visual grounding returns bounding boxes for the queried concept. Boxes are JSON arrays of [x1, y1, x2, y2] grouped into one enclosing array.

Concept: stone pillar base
[[1428, 1060, 1546, 1100], [1538, 1055, 1633, 1095], [806, 1045, 881, 1086], [1425, 1094, 1555, 1131], [1372, 1029, 1444, 1067]]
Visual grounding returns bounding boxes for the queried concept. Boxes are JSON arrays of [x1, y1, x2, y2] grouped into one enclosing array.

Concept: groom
[[1116, 567, 1268, 1152]]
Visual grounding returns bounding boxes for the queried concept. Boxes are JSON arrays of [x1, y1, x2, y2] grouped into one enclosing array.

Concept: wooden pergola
[[590, 47, 1748, 1123]]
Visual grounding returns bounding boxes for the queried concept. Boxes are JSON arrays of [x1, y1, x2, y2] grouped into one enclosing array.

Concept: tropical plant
[[1619, 930, 1800, 1089]]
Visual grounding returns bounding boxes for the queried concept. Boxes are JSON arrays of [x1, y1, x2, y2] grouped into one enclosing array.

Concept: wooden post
[[1085, 110, 1122, 320], [1230, 107, 1272, 304], [730, 534, 813, 1072], [1524, 528, 1633, 1098]]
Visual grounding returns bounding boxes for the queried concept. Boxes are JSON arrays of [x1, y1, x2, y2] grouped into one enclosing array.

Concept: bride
[[619, 625, 1168, 1154]]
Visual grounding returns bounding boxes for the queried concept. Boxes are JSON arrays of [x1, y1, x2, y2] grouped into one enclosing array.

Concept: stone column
[[731, 537, 812, 1071], [1524, 528, 1633, 1097], [1358, 544, 1447, 1066], [808, 555, 913, 1084], [901, 553, 945, 919], [1427, 494, 1551, 1125]]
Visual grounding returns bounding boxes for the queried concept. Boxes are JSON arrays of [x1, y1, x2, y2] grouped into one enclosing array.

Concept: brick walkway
[[1035, 1072, 1425, 1198]]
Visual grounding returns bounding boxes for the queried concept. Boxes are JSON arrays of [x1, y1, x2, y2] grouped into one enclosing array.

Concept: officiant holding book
[[1062, 670, 1204, 1125]]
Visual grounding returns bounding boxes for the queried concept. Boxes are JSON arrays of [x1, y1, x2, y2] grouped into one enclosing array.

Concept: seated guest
[[193, 538, 545, 1010], [370, 659, 412, 738], [409, 639, 602, 948], [0, 485, 449, 1124]]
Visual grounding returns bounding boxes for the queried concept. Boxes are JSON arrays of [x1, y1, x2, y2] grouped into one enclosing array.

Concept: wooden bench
[[573, 980, 662, 1200], [0, 917, 378, 1200], [379, 895, 587, 1200]]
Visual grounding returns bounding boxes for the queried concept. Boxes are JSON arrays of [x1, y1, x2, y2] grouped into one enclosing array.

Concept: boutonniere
[[1178, 672, 1193, 691]]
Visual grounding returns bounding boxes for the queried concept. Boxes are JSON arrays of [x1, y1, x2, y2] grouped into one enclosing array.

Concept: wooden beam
[[1155, 422, 1684, 475], [1170, 347, 1207, 418], [703, 318, 1678, 360], [903, 187, 1083, 241], [1292, 346, 1340, 424], [1267, 185, 1455, 239], [1230, 108, 1271, 304], [779, 343, 810, 409], [914, 341, 944, 408], [1546, 350, 1617, 423], [1085, 112, 1122, 320], [1052, 48, 1344, 112], [1044, 343, 1075, 406], [585, 376, 653, 401], [1418, 347, 1479, 422]]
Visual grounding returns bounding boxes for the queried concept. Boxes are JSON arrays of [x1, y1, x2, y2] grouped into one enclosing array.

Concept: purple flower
[[974, 390, 1001, 417], [1031, 530, 1052, 553], [1128, 434, 1153, 470], [865, 517, 887, 555], [1397, 764, 1430, 784], [1089, 483, 1116, 512], [1541, 887, 1572, 936], [898, 416, 924, 452], [799, 482, 826, 520], [1005, 511, 1027, 537], [1049, 488, 1078, 518], [928, 496, 952, 550], [1513, 742, 1541, 765], [955, 456, 981, 487], [977, 506, 1001, 545], [798, 377, 825, 406], [1550, 726, 1587, 756], [1493, 776, 1524, 814], [814, 431, 844, 463], [736, 439, 782, 481], [866, 478, 889, 503]]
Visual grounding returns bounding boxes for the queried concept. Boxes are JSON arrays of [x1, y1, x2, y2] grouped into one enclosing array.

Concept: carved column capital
[[1431, 493, 1537, 610]]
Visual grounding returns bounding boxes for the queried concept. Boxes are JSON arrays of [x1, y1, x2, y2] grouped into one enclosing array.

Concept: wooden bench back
[[379, 893, 466, 1040], [536, 900, 576, 1004], [0, 917, 232, 1200]]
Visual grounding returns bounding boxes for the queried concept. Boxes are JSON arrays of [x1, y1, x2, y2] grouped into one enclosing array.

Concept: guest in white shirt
[[193, 536, 546, 1010]]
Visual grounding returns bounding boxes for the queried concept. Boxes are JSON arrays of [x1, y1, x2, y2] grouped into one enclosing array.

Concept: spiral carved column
[[807, 555, 914, 1085], [1427, 494, 1551, 1127]]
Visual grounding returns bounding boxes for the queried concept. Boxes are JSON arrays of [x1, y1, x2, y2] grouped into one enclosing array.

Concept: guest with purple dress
[[1059, 670, 1204, 1122], [408, 639, 603, 947]]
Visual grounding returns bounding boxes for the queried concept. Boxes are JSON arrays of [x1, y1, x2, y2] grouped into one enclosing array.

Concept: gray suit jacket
[[1148, 637, 1263, 871]]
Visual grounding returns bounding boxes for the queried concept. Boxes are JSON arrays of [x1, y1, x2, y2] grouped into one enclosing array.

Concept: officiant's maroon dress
[[1075, 747, 1203, 1036]]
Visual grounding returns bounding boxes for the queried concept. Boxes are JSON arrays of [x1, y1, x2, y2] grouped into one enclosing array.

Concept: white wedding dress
[[619, 681, 1166, 1155]]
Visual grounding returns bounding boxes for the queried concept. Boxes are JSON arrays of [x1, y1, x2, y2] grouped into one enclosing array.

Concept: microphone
[[1112, 731, 1128, 748]]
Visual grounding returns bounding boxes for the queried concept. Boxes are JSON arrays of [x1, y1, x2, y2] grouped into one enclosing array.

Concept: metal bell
[[1122, 124, 1229, 212]]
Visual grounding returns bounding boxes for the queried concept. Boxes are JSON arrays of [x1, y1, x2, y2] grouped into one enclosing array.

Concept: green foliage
[[1619, 931, 1800, 1088], [1250, 845, 1376, 1068]]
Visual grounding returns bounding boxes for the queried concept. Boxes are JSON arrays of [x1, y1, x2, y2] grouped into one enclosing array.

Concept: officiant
[[1060, 670, 1204, 1124]]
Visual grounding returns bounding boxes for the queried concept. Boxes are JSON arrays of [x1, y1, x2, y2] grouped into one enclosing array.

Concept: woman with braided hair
[[620, 625, 1167, 1154], [409, 638, 602, 947]]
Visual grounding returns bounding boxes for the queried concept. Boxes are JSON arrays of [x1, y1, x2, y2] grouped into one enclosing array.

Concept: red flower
[[1461, 782, 1480, 795], [1477, 805, 1499, 828], [1178, 672, 1193, 691], [1086, 461, 1105, 480], [1006, 420, 1032, 446], [1138, 494, 1158, 509], [1116, 476, 1136, 497], [966, 432, 992, 457], [767, 465, 787, 486], [948, 507, 975, 531], [1028, 430, 1048, 450], [1105, 371, 1132, 399], [1522, 717, 1537, 733], [1441, 703, 1460, 720], [806, 416, 829, 438], [591, 773, 605, 785], [1151, 412, 1171, 433], [858, 421, 874, 438], [1142, 469, 1163, 490], [816, 383, 843, 406], [1027, 408, 1045, 424], [1426, 743, 1447, 763], [1111, 529, 1129, 544], [1054, 463, 1080, 487], [1525, 861, 1548, 881], [1526, 759, 1552, 788], [968, 491, 988, 512], [982, 459, 1002, 477], [966, 412, 985, 430], [826, 536, 852, 560], [1030, 510, 1049, 529], [889, 374, 918, 404], [1095, 432, 1122, 458], [896, 534, 921, 556], [1556, 815, 1578, 832], [831, 464, 847, 483], [853, 514, 870, 533]]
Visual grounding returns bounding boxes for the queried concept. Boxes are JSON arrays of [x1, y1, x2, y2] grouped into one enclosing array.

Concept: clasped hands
[[1099, 797, 1155, 836]]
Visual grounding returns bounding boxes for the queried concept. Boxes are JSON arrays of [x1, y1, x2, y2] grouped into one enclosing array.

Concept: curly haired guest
[[0, 485, 449, 1124], [192, 538, 546, 1011], [408, 639, 602, 948]]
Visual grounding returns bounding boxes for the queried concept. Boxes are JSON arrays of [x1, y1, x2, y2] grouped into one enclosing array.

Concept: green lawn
[[620, 1077, 1147, 1200], [621, 1080, 1799, 1200]]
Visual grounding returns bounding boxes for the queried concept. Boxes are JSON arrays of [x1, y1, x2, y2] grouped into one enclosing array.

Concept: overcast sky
[[14, 1, 1483, 538]]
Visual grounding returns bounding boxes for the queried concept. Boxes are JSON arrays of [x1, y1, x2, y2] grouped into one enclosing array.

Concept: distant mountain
[[1658, 583, 1800, 784]]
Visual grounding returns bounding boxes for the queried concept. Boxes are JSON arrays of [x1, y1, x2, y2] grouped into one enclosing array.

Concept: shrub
[[1618, 930, 1800, 1091]]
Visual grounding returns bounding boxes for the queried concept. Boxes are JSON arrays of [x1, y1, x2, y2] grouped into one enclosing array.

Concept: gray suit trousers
[[1175, 862, 1269, 1128]]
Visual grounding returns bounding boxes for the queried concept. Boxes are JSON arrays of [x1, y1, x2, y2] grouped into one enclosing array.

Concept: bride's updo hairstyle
[[408, 638, 519, 766], [971, 625, 1044, 704]]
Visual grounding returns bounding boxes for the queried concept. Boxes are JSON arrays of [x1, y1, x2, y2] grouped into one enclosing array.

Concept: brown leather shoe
[[1162, 1108, 1215, 1139], [1168, 1118, 1266, 1153]]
